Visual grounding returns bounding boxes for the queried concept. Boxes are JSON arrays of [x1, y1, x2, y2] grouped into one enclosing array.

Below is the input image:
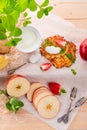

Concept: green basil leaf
[[37, 9, 44, 19], [10, 27, 22, 36], [28, 0, 37, 11], [5, 38, 22, 46], [41, 0, 49, 7]]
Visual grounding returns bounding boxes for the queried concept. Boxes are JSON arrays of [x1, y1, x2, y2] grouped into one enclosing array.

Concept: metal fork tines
[[57, 87, 77, 123]]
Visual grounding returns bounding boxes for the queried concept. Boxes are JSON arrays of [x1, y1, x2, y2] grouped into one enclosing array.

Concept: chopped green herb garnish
[[71, 69, 77, 75], [66, 54, 72, 59], [72, 58, 76, 63], [60, 48, 65, 54]]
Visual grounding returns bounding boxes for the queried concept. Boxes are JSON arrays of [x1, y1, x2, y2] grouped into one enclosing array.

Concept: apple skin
[[79, 39, 87, 61], [7, 74, 26, 85], [7, 74, 30, 97]]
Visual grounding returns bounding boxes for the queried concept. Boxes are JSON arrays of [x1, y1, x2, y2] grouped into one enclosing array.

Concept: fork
[[7, 62, 27, 75], [57, 87, 77, 123]]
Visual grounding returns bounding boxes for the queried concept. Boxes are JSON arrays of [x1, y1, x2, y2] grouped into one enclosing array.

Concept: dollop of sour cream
[[45, 46, 61, 54]]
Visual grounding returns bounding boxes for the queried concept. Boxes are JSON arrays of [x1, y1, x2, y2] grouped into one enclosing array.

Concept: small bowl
[[16, 26, 41, 53]]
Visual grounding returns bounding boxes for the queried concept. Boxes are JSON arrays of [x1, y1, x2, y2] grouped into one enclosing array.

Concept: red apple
[[79, 39, 87, 61], [7, 75, 30, 97]]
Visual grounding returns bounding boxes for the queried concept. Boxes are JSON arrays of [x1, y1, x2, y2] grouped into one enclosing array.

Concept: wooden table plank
[[49, 0, 87, 29]]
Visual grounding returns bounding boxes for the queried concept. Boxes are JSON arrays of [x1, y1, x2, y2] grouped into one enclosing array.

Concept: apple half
[[7, 75, 30, 97]]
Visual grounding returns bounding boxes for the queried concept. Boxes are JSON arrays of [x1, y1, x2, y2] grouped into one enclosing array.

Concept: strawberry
[[48, 82, 66, 95], [40, 63, 52, 71], [54, 39, 66, 48], [53, 35, 66, 47]]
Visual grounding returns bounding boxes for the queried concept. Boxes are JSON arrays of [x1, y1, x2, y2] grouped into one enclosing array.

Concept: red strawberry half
[[53, 35, 66, 47], [48, 82, 66, 95], [40, 63, 52, 71]]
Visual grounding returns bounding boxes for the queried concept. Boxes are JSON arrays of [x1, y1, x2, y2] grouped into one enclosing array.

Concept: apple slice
[[32, 87, 53, 109], [37, 95, 60, 119], [7, 75, 30, 97], [27, 82, 44, 102]]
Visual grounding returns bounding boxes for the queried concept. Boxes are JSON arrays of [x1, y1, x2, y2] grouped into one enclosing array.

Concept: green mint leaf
[[6, 102, 13, 111], [0, 19, 2, 23], [10, 10, 20, 24], [6, 97, 24, 113], [71, 69, 77, 75], [0, 0, 8, 11], [5, 38, 22, 46], [41, 0, 49, 7], [0, 31, 7, 40], [9, 97, 24, 107], [0, 23, 6, 32], [37, 9, 44, 19], [16, 0, 28, 12], [28, 0, 37, 11], [23, 12, 28, 17], [3, 0, 16, 14], [44, 6, 53, 16], [23, 20, 31, 27], [2, 15, 15, 31], [10, 27, 22, 37], [0, 90, 9, 96]]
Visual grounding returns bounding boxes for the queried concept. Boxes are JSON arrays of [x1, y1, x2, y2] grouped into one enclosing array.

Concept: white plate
[[16, 26, 41, 53]]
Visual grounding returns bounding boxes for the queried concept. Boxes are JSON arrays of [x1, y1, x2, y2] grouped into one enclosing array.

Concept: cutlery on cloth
[[7, 62, 26, 75], [57, 96, 87, 123], [57, 87, 77, 123]]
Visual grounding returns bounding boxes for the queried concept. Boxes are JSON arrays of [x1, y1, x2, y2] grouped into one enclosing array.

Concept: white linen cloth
[[0, 13, 87, 130]]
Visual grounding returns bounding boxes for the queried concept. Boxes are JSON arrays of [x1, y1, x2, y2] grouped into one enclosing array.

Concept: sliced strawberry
[[48, 82, 66, 95], [40, 63, 52, 71], [52, 35, 66, 48], [54, 39, 66, 48]]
